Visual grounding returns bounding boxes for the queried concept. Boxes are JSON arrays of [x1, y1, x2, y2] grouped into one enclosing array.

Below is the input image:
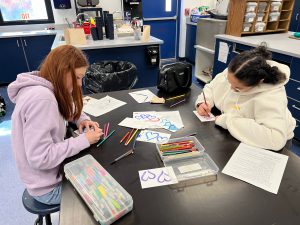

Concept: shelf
[[194, 45, 215, 54], [195, 74, 212, 84]]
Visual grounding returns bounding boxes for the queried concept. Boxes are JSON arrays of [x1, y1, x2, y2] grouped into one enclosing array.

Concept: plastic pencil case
[[269, 12, 280, 22], [270, 2, 282, 11], [156, 136, 205, 162], [255, 22, 266, 32], [258, 2, 268, 12], [243, 23, 252, 32], [64, 155, 133, 225], [164, 153, 219, 188], [246, 2, 257, 12], [190, 14, 211, 23], [244, 12, 256, 23]]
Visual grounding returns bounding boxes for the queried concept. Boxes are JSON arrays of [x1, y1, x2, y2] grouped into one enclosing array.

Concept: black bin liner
[[84, 61, 138, 93]]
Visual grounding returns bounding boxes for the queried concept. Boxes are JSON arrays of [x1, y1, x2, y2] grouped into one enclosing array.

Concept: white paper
[[129, 89, 157, 103], [138, 167, 178, 189], [118, 117, 147, 129], [157, 111, 184, 132], [83, 96, 126, 117], [193, 111, 215, 122], [218, 41, 229, 64], [222, 143, 289, 194], [136, 130, 171, 144], [178, 163, 202, 174]]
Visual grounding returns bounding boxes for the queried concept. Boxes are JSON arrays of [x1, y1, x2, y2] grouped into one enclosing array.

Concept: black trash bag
[[84, 61, 138, 94], [0, 95, 6, 117]]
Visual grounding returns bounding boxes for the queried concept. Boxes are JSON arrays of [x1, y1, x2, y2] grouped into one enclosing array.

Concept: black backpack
[[0, 95, 6, 117]]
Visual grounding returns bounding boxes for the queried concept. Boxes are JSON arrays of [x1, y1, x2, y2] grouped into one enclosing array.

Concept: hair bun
[[251, 44, 272, 59]]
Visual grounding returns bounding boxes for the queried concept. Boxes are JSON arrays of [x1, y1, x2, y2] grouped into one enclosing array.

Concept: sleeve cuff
[[215, 114, 228, 129]]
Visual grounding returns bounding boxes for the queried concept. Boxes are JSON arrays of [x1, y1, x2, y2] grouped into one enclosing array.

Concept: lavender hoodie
[[7, 72, 90, 196]]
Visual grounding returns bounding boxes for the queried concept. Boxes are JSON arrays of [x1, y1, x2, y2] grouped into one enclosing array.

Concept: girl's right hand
[[197, 102, 211, 116], [85, 128, 103, 144]]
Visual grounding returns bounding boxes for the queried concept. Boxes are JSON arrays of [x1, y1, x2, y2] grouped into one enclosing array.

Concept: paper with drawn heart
[[193, 111, 215, 122], [138, 167, 178, 189], [136, 130, 171, 144]]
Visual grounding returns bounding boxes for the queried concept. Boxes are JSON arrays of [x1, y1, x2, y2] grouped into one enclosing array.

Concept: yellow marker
[[98, 185, 106, 197], [90, 17, 95, 26]]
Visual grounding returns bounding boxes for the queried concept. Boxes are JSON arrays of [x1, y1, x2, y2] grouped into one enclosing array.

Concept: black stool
[[22, 189, 60, 225]]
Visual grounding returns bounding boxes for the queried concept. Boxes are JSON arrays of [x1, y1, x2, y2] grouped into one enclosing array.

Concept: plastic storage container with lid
[[255, 22, 266, 32], [269, 12, 280, 21], [256, 12, 265, 22], [242, 23, 252, 32], [156, 136, 205, 162], [246, 2, 258, 12], [64, 155, 133, 225], [271, 1, 282, 11], [244, 12, 256, 23], [258, 2, 268, 12], [163, 153, 219, 188]]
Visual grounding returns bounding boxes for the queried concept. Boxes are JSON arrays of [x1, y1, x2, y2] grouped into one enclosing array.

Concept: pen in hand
[[202, 91, 210, 116]]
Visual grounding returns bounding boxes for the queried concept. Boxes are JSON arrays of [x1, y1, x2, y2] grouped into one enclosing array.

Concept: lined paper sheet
[[222, 143, 288, 194]]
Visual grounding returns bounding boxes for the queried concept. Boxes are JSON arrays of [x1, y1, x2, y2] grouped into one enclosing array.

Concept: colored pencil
[[125, 129, 139, 146], [97, 130, 115, 147], [125, 128, 134, 144], [170, 99, 186, 108], [120, 131, 130, 143], [103, 123, 107, 138], [166, 94, 185, 101], [105, 123, 110, 138], [110, 149, 134, 165], [160, 140, 193, 146]]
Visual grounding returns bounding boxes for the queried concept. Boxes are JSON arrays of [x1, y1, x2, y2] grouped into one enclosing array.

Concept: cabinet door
[[291, 57, 300, 82], [289, 0, 300, 32], [22, 35, 55, 71], [0, 38, 29, 84], [212, 39, 233, 77], [185, 24, 197, 64]]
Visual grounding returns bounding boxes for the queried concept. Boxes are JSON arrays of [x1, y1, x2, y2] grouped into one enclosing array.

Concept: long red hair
[[39, 45, 88, 120]]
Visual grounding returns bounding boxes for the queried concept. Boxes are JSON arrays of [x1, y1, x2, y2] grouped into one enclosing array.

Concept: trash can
[[84, 61, 138, 93]]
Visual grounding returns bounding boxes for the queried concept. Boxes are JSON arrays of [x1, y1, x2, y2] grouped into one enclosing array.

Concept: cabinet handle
[[296, 13, 299, 21], [23, 39, 27, 46], [16, 39, 20, 47], [297, 87, 300, 91], [232, 43, 240, 55], [292, 105, 300, 111]]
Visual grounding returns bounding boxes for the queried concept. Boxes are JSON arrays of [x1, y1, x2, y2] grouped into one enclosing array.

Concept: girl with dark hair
[[195, 46, 296, 151], [8, 45, 103, 205]]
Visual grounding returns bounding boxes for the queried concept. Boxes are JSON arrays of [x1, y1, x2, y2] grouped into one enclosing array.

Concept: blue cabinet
[[185, 24, 197, 63], [0, 38, 29, 84], [0, 35, 55, 84], [290, 0, 300, 32]]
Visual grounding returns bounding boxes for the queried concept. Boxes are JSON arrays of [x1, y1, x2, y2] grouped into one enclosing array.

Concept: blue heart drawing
[[141, 170, 156, 181], [157, 170, 172, 183], [145, 131, 168, 142]]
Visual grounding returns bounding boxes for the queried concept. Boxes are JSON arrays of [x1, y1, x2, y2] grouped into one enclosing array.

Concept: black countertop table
[[60, 85, 300, 225]]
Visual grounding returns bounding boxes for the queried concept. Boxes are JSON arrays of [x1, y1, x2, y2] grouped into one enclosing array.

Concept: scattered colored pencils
[[97, 130, 115, 147], [159, 140, 198, 156], [170, 98, 186, 108], [125, 129, 139, 146]]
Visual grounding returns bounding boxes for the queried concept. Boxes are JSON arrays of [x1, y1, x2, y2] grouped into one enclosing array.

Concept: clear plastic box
[[255, 22, 266, 32], [246, 2, 258, 12], [271, 2, 282, 11], [164, 153, 219, 188], [243, 23, 252, 32], [244, 12, 256, 23], [64, 155, 133, 225], [156, 136, 205, 162], [258, 2, 268, 12], [269, 12, 280, 21], [256, 12, 265, 22]]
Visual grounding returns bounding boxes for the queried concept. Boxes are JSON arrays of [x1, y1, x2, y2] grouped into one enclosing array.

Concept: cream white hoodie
[[195, 60, 296, 151]]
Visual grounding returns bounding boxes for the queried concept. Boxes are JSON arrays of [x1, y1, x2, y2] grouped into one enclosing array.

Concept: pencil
[[203, 91, 207, 105], [170, 98, 186, 108], [166, 94, 185, 101], [125, 128, 134, 144], [110, 149, 134, 165], [120, 131, 130, 143], [97, 130, 115, 147], [105, 122, 110, 138], [125, 129, 139, 146]]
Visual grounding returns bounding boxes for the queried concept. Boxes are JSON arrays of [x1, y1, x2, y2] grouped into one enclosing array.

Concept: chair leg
[[45, 214, 52, 225], [34, 215, 44, 225]]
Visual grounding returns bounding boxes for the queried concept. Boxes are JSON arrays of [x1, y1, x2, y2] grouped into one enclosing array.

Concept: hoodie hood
[[8, 72, 53, 104], [239, 60, 290, 95]]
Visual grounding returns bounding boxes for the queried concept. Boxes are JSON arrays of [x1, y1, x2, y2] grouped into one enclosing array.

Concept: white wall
[[51, 0, 122, 25], [179, 0, 217, 58]]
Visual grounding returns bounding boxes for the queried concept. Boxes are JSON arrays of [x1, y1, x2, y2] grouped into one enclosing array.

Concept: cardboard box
[[64, 28, 87, 45]]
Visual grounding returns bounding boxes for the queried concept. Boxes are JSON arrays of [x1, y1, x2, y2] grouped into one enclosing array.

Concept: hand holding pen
[[197, 91, 211, 117]]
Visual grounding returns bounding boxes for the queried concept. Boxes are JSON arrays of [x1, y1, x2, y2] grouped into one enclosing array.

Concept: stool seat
[[22, 189, 60, 216]]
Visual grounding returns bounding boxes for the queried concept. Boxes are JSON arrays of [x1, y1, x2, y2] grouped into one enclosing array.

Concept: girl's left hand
[[79, 120, 100, 133]]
